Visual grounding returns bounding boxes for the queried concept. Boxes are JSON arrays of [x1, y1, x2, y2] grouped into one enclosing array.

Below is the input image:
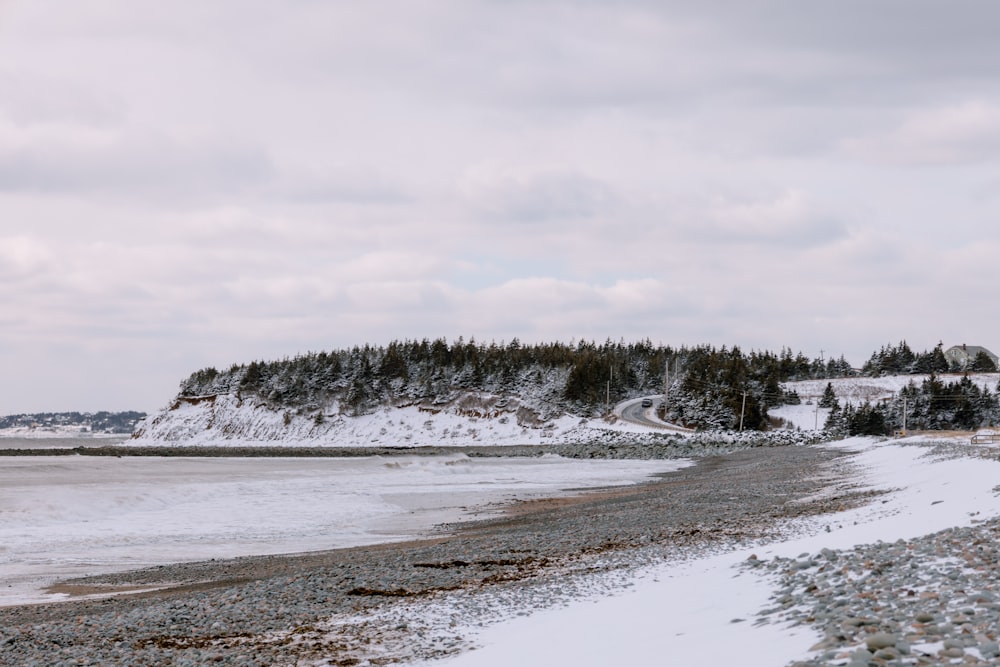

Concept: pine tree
[[824, 401, 845, 434], [818, 382, 838, 408], [971, 350, 998, 372]]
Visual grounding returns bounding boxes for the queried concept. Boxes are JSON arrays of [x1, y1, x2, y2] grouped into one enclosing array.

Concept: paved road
[[617, 397, 693, 432]]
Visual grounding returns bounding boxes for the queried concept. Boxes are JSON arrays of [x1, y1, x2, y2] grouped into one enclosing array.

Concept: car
[[641, 398, 653, 408]]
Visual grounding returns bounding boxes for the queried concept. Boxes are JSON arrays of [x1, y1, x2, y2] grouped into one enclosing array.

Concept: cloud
[[1, 0, 999, 413], [677, 190, 848, 248], [274, 165, 411, 205], [0, 125, 273, 198], [841, 102, 1000, 166], [464, 167, 618, 223], [0, 69, 121, 127], [0, 235, 53, 282]]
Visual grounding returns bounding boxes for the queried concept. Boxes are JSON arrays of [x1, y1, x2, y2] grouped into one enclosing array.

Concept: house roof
[[944, 345, 998, 363]]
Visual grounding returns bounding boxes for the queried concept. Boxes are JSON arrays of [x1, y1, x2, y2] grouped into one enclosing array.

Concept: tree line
[[178, 338, 852, 429], [861, 341, 997, 376], [824, 373, 1000, 436], [177, 338, 998, 432]]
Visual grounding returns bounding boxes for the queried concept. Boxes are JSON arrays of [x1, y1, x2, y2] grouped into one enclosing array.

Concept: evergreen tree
[[818, 382, 838, 408], [844, 402, 888, 435], [824, 401, 845, 434], [971, 350, 998, 372]]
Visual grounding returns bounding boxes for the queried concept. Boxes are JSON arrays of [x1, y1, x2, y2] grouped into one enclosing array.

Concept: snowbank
[[412, 435, 1000, 667]]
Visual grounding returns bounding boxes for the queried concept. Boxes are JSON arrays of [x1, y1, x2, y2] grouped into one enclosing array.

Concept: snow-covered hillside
[[131, 392, 656, 447], [773, 372, 1000, 431], [132, 373, 1000, 446], [786, 372, 1000, 404]]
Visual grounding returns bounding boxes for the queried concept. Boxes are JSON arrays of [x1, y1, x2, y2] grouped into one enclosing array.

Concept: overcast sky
[[2, 1, 999, 413]]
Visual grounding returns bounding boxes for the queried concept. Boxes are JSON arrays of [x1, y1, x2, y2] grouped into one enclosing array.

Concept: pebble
[[3, 438, 994, 666], [748, 459, 1000, 667]]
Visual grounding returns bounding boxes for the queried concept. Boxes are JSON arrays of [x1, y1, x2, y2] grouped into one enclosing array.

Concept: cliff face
[[131, 338, 851, 444], [130, 389, 594, 447], [131, 340, 665, 445]]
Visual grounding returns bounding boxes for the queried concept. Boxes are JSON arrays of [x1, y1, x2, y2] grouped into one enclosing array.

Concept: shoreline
[[0, 443, 872, 665], [0, 430, 831, 459]]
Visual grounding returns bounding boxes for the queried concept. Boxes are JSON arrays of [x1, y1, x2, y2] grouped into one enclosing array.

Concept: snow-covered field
[[0, 454, 683, 607], [785, 373, 1000, 405], [772, 372, 1000, 431], [407, 434, 1000, 667]]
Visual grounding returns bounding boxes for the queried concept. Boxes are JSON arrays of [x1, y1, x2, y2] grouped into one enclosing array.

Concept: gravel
[[748, 517, 1000, 667], [13, 437, 997, 666], [0, 428, 831, 459], [747, 441, 1000, 667], [0, 440, 866, 666]]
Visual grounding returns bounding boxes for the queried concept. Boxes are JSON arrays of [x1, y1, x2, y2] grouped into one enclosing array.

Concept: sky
[[2, 1, 999, 413]]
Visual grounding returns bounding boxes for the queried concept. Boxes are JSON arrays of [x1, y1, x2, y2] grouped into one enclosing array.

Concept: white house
[[944, 344, 999, 370]]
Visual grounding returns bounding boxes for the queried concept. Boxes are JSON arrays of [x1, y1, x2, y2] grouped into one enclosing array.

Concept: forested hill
[[173, 339, 854, 432]]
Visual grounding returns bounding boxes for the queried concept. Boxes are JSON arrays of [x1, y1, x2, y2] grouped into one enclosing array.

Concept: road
[[617, 397, 694, 432]]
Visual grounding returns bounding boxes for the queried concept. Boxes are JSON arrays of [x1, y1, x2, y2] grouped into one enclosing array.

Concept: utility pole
[[739, 391, 748, 431], [663, 360, 669, 415], [606, 365, 612, 416], [902, 395, 907, 436]]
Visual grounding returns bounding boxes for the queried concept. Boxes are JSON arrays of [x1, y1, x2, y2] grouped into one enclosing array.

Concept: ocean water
[[0, 454, 686, 606]]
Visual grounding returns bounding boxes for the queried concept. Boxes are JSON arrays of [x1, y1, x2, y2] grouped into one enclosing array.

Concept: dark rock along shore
[[0, 443, 872, 666]]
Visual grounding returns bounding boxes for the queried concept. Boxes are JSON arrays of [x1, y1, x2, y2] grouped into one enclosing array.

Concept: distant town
[[0, 411, 146, 435]]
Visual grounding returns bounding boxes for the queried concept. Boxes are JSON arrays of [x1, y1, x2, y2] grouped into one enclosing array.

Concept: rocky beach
[[2, 437, 998, 666], [0, 441, 867, 666]]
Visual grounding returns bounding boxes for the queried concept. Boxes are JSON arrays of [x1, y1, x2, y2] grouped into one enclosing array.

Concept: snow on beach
[[7, 373, 1000, 664], [402, 435, 1000, 667], [0, 454, 683, 607]]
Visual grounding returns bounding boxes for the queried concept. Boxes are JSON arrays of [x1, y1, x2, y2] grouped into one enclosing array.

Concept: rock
[[872, 646, 900, 660], [865, 632, 897, 651], [980, 640, 1000, 657], [845, 647, 873, 666]]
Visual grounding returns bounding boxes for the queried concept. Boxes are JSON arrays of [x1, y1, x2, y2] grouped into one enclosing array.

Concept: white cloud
[[704, 189, 845, 246], [0, 235, 53, 281], [0, 125, 273, 197], [0, 68, 122, 127], [464, 167, 618, 223], [0, 1, 999, 411], [841, 102, 1000, 166]]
